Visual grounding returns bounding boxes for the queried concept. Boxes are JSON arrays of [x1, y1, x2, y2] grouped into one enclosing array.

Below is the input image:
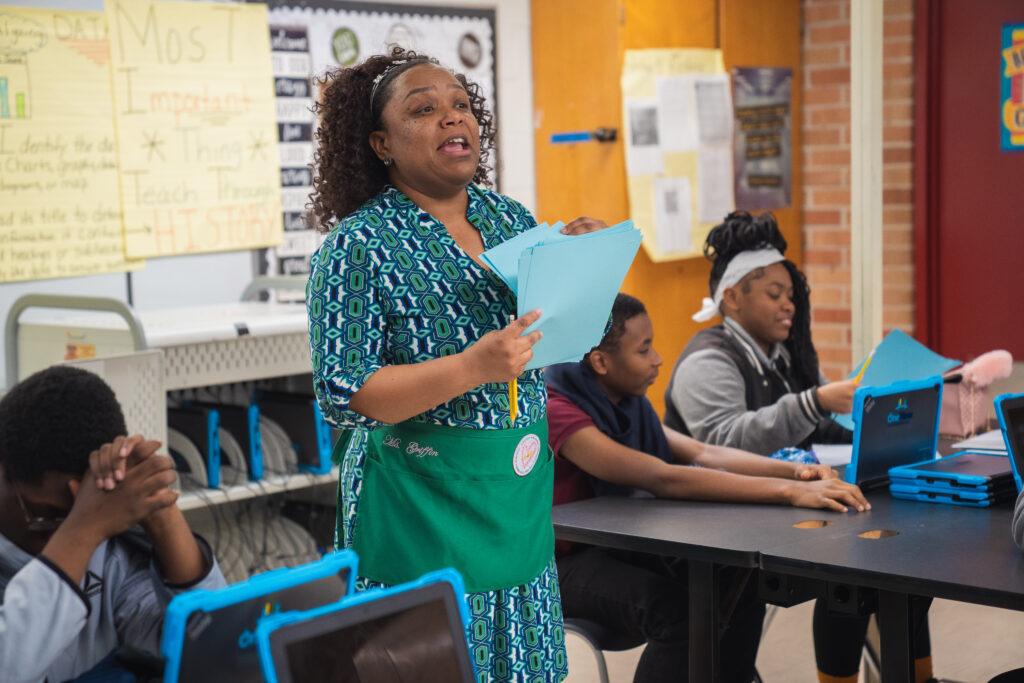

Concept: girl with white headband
[[663, 211, 855, 454], [663, 211, 936, 683]]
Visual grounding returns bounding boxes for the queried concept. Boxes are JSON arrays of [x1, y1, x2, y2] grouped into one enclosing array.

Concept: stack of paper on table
[[951, 429, 1007, 453], [480, 220, 642, 370], [833, 329, 961, 431]]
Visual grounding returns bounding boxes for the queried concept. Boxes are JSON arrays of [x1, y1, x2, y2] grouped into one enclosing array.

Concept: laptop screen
[[177, 571, 349, 683], [850, 381, 941, 488], [998, 394, 1024, 492], [270, 582, 475, 683]]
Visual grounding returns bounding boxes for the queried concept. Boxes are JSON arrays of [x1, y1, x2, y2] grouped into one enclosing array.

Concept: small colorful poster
[[1001, 23, 1024, 151], [731, 67, 792, 209]]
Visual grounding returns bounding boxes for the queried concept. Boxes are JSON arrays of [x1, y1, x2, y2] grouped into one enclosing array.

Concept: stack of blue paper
[[480, 220, 642, 370]]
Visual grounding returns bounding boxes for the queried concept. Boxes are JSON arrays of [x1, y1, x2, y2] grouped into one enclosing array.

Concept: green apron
[[347, 418, 554, 593]]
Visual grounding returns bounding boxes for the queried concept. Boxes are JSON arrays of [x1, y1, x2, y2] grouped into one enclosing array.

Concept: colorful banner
[[107, 0, 282, 258], [0, 7, 141, 282], [732, 67, 792, 210], [1001, 23, 1024, 151]]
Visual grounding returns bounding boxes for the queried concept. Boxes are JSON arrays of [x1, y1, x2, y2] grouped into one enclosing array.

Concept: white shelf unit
[[6, 290, 335, 509], [177, 469, 338, 511]]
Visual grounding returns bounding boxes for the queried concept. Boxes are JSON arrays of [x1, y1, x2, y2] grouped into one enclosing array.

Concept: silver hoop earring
[[383, 156, 392, 167]]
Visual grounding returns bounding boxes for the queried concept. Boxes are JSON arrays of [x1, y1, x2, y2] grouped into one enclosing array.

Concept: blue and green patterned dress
[[307, 184, 568, 683]]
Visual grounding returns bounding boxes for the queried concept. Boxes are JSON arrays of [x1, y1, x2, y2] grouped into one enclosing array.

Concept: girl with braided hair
[[663, 210, 855, 454], [306, 47, 608, 681], [663, 211, 936, 683]]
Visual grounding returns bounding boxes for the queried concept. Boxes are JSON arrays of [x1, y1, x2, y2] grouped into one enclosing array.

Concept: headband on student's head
[[691, 248, 786, 322]]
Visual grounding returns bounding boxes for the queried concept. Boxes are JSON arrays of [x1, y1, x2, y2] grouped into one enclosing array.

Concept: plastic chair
[[563, 618, 644, 683]]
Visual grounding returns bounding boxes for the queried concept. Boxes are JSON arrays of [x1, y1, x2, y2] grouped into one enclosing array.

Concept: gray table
[[551, 492, 1024, 682]]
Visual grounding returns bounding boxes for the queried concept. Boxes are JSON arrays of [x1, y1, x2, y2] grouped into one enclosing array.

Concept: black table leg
[[878, 590, 914, 682], [689, 559, 719, 682]]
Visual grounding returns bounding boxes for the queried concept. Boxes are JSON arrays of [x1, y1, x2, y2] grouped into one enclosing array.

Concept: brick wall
[[801, 0, 915, 380]]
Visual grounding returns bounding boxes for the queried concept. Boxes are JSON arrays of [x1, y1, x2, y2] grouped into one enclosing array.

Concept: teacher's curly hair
[[704, 211, 821, 391], [308, 46, 496, 233]]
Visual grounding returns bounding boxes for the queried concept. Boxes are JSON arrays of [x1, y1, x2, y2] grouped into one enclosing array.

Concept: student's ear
[[720, 286, 741, 316], [368, 131, 389, 163], [588, 350, 611, 376]]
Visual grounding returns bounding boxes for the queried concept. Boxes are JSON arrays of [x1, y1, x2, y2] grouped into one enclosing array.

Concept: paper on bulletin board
[[107, 0, 282, 259], [0, 7, 141, 282], [622, 49, 734, 263]]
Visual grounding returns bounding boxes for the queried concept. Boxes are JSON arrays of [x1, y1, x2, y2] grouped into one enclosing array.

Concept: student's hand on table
[[794, 463, 840, 481], [65, 455, 179, 543], [560, 216, 608, 235], [465, 309, 543, 383], [90, 434, 162, 490], [816, 379, 859, 415], [787, 478, 870, 513]]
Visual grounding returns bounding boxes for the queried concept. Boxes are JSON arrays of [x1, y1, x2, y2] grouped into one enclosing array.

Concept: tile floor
[[565, 597, 1024, 682]]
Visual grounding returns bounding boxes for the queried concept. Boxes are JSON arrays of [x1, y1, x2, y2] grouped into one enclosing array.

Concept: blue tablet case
[[253, 389, 333, 475], [256, 568, 475, 683], [845, 375, 943, 489], [888, 484, 1008, 508], [188, 400, 264, 481], [161, 550, 358, 683], [168, 406, 221, 488], [995, 392, 1024, 493], [888, 451, 1014, 489], [889, 474, 1016, 496]]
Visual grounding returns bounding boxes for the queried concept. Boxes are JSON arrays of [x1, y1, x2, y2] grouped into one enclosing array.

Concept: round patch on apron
[[513, 433, 542, 476]]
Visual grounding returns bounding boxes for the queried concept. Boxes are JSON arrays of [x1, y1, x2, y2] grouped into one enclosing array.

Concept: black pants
[[556, 546, 765, 683], [812, 596, 932, 677]]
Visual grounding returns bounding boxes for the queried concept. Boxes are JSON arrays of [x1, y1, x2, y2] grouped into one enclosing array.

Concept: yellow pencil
[[509, 315, 518, 423], [854, 350, 875, 384]]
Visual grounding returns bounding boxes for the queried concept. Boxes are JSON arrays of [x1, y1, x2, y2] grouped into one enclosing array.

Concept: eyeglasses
[[13, 485, 66, 533]]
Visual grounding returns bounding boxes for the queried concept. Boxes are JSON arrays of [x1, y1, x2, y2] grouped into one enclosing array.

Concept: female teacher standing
[[307, 49, 604, 682]]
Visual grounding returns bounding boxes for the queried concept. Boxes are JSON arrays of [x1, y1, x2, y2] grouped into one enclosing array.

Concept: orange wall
[[532, 0, 803, 415]]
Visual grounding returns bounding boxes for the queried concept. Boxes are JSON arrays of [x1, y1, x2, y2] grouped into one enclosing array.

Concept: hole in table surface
[[857, 529, 899, 539], [793, 520, 833, 529]]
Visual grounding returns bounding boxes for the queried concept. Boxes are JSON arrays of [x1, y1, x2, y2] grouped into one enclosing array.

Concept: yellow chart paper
[[108, 0, 282, 258], [622, 48, 730, 262], [0, 7, 140, 282]]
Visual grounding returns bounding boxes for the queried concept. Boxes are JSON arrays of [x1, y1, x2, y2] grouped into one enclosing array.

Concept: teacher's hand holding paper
[[560, 216, 609, 235], [465, 309, 544, 383]]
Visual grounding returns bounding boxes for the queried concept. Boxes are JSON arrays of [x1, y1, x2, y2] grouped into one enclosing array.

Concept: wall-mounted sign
[[732, 67, 792, 209], [1001, 23, 1024, 151]]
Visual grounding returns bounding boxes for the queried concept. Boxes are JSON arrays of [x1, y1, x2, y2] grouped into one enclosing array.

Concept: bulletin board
[[253, 0, 498, 294], [621, 48, 734, 263]]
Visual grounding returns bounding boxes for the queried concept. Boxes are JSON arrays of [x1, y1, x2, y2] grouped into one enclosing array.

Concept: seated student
[[547, 292, 869, 683], [663, 211, 854, 455], [0, 366, 225, 683], [664, 213, 935, 683]]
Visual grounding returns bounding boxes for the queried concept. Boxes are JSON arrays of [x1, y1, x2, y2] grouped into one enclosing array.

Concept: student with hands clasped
[[0, 366, 225, 683], [306, 47, 607, 682], [547, 294, 868, 683]]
